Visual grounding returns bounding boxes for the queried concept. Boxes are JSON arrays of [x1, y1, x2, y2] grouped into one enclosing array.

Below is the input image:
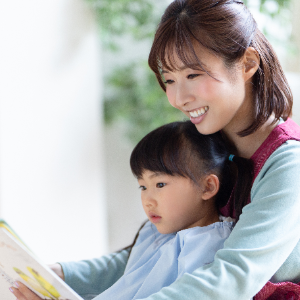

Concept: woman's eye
[[187, 74, 199, 79], [156, 183, 166, 188], [139, 186, 146, 191], [163, 79, 174, 85]]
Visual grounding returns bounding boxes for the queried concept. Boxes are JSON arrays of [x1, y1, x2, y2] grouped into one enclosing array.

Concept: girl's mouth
[[189, 106, 208, 118], [149, 213, 162, 223]]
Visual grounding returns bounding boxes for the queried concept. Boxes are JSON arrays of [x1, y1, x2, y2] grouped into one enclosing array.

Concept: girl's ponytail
[[230, 155, 254, 222]]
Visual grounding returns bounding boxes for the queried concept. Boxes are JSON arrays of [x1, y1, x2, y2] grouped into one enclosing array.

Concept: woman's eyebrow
[[161, 63, 207, 74]]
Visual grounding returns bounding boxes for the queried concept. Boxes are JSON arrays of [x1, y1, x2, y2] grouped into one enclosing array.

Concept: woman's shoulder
[[261, 139, 300, 173], [252, 139, 300, 199]]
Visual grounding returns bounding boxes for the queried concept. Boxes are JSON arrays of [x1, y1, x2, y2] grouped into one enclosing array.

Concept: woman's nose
[[173, 84, 195, 108]]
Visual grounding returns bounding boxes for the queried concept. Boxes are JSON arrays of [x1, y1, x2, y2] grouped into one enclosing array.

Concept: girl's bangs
[[130, 124, 190, 179]]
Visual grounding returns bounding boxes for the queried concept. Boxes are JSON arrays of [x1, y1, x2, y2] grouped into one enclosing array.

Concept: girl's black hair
[[123, 121, 253, 256], [130, 121, 253, 217]]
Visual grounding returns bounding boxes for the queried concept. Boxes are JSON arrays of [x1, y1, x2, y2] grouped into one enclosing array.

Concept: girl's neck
[[189, 203, 220, 228], [223, 115, 279, 159]]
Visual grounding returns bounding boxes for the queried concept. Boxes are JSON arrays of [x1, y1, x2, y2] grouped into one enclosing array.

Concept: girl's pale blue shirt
[[92, 219, 234, 300]]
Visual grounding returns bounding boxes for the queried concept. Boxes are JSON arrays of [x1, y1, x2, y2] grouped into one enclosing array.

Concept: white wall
[[104, 126, 145, 252], [0, 0, 108, 263]]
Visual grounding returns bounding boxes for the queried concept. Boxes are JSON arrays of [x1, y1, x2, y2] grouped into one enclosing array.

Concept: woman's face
[[162, 47, 252, 136]]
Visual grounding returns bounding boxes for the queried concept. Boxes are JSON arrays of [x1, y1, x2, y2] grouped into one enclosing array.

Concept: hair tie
[[228, 154, 235, 162]]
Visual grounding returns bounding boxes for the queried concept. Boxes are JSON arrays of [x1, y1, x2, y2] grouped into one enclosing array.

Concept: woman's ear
[[242, 47, 260, 82], [201, 174, 220, 200]]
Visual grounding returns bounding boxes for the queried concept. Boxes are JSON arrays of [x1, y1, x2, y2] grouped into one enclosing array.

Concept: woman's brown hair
[[148, 0, 293, 136]]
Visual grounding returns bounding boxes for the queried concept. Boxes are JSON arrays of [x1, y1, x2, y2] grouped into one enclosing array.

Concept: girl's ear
[[242, 47, 260, 82], [201, 174, 220, 200]]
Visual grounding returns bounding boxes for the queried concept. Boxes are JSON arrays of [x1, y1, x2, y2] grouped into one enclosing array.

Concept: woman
[[11, 0, 300, 299]]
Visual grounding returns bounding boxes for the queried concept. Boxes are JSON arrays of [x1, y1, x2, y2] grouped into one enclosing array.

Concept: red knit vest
[[220, 118, 300, 219]]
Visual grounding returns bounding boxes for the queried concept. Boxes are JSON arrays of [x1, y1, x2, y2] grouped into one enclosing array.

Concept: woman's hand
[[10, 282, 42, 300]]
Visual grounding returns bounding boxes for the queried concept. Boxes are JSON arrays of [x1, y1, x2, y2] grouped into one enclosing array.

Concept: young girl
[[11, 120, 253, 300], [11, 0, 300, 299], [93, 120, 251, 299]]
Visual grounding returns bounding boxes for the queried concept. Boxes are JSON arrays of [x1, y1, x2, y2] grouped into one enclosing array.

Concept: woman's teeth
[[189, 106, 208, 118]]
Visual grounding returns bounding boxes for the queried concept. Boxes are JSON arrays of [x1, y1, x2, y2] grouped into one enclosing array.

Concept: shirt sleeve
[[59, 249, 129, 300], [137, 140, 300, 300]]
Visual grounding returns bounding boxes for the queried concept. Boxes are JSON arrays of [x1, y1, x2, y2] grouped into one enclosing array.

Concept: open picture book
[[0, 219, 83, 300]]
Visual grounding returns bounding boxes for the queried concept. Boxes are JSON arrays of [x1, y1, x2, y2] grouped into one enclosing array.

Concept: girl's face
[[162, 47, 252, 136], [138, 170, 217, 234]]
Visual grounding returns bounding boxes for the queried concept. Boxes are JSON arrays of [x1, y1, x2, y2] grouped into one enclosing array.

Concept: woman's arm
[[137, 140, 300, 300], [60, 249, 130, 299]]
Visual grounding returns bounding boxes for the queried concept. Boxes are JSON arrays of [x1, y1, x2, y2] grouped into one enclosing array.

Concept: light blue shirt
[[93, 220, 234, 300]]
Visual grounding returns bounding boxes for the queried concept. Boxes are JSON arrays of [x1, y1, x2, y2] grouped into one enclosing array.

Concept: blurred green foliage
[[244, 0, 291, 16], [86, 0, 293, 143], [244, 0, 293, 50], [86, 0, 158, 50], [86, 0, 185, 143], [104, 62, 186, 142]]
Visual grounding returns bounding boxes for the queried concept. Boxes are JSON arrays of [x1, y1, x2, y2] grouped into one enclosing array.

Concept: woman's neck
[[223, 115, 279, 159]]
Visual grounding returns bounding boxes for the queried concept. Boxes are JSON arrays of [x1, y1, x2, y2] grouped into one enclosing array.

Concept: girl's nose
[[143, 193, 157, 208], [145, 198, 157, 208]]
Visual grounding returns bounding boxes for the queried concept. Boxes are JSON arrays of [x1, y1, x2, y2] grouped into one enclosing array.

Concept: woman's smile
[[189, 106, 209, 124]]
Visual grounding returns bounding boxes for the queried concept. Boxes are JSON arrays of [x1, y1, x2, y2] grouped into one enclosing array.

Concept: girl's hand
[[48, 263, 65, 281], [10, 264, 64, 299], [10, 281, 42, 300]]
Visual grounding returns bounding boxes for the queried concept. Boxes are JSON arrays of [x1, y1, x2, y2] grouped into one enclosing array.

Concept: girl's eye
[[187, 74, 199, 79], [139, 186, 146, 191], [163, 79, 174, 85], [156, 183, 166, 188]]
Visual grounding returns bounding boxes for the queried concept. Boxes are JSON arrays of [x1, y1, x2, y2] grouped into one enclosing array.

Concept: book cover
[[0, 220, 84, 300]]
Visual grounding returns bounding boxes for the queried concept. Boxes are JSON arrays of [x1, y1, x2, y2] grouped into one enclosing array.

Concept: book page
[[0, 228, 83, 300]]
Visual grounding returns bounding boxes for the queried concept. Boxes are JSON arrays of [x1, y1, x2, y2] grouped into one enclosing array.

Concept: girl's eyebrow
[[149, 172, 165, 179], [137, 172, 164, 180]]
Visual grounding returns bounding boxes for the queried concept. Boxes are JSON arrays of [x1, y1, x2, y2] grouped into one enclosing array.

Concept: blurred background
[[0, 0, 299, 264]]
